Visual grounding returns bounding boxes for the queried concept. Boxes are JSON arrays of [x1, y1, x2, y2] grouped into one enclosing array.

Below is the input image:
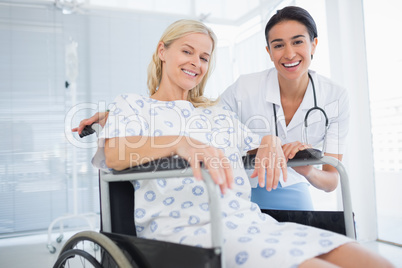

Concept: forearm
[[302, 167, 339, 192], [104, 135, 233, 194], [104, 135, 190, 171], [291, 153, 342, 192]]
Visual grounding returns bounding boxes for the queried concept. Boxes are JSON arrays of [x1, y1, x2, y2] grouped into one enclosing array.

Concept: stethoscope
[[272, 72, 329, 156]]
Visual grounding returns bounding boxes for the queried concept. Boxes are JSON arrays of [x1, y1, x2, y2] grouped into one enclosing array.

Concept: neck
[[151, 85, 189, 102], [278, 73, 309, 102]]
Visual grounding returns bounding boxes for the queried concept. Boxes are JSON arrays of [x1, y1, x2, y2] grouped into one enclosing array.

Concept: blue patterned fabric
[[92, 94, 352, 267]]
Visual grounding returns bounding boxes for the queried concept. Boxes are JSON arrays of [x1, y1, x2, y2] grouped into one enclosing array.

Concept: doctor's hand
[[250, 135, 287, 191], [71, 111, 110, 135], [282, 141, 314, 177]]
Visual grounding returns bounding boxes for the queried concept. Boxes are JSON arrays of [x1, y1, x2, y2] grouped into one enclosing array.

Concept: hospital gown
[[92, 93, 352, 268]]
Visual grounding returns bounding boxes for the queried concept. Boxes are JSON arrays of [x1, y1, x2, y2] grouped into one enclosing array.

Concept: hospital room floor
[[0, 230, 401, 267]]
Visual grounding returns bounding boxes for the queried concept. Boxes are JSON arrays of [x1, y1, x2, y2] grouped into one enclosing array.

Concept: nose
[[190, 55, 200, 67], [284, 46, 296, 60]]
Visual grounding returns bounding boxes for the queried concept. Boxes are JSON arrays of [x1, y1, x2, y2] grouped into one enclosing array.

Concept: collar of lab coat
[[264, 69, 317, 133]]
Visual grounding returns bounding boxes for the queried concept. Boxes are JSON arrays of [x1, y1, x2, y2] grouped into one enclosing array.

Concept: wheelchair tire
[[53, 231, 134, 268], [53, 249, 102, 268]]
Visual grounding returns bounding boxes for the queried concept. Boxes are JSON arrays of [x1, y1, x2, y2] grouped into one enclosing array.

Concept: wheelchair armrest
[[242, 153, 355, 239], [242, 149, 322, 169], [111, 156, 191, 174]]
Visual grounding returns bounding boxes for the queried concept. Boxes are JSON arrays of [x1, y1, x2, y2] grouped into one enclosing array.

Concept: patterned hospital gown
[[92, 93, 352, 267]]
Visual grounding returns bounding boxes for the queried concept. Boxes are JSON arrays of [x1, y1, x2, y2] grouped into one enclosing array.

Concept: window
[[364, 0, 402, 245]]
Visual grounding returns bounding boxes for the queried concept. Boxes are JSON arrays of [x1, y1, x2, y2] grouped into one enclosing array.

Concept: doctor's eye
[[293, 40, 304, 45], [273, 44, 284, 49]]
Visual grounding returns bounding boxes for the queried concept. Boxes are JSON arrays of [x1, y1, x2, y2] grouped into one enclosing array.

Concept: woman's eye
[[294, 40, 303, 45], [201, 57, 209, 63], [183, 50, 191, 54], [273, 44, 283, 49]]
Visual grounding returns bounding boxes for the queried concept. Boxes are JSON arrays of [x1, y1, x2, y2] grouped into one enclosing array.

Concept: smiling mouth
[[283, 61, 301, 68], [182, 69, 197, 77]]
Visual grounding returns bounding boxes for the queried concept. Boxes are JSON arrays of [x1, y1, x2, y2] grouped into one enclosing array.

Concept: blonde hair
[[147, 19, 219, 107]]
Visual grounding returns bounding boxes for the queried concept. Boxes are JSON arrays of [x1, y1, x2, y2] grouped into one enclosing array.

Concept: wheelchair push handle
[[79, 123, 102, 138]]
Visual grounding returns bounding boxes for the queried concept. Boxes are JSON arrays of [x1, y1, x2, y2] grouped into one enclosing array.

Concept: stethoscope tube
[[273, 72, 329, 155]]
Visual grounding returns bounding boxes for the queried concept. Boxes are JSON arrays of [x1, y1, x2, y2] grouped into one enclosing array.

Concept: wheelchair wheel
[[54, 249, 102, 268], [53, 231, 134, 268]]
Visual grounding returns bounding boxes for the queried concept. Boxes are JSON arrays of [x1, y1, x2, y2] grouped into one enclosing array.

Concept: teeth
[[284, 61, 300, 67], [183, 69, 196, 76]]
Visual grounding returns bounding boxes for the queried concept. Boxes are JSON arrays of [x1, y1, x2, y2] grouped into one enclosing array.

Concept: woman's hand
[[282, 142, 340, 192], [176, 138, 234, 195], [72, 111, 109, 135], [282, 141, 313, 177], [250, 135, 287, 191]]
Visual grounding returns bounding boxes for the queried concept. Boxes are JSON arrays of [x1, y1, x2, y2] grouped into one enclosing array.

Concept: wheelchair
[[53, 126, 356, 268]]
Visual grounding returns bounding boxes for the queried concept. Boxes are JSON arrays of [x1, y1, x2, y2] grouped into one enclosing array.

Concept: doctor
[[220, 6, 349, 210]]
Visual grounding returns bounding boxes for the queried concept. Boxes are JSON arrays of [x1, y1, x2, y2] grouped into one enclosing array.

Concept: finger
[[190, 158, 202, 181], [259, 166, 267, 189], [219, 184, 227, 195], [282, 145, 292, 160], [298, 143, 307, 150], [77, 120, 90, 134], [266, 155, 275, 191], [272, 158, 280, 189], [205, 158, 224, 186], [216, 167, 227, 194], [218, 165, 228, 195], [288, 147, 300, 160], [256, 158, 267, 188], [281, 157, 288, 182], [250, 169, 258, 178], [71, 127, 78, 132], [288, 142, 305, 159], [221, 156, 234, 189], [217, 152, 227, 184]]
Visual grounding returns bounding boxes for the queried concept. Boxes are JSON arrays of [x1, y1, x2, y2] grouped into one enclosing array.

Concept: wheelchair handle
[[79, 123, 102, 138]]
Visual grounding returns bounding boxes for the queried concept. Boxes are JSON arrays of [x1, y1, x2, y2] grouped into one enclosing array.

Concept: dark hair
[[265, 6, 317, 48]]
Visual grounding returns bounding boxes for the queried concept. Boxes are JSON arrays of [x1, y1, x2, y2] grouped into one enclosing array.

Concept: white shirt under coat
[[220, 68, 350, 187]]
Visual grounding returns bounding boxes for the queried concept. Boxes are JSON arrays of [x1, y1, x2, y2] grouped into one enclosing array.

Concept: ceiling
[[53, 0, 284, 25]]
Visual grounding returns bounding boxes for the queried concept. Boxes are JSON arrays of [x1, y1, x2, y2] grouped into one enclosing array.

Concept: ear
[[265, 46, 274, 61], [311, 38, 318, 57], [157, 41, 166, 61]]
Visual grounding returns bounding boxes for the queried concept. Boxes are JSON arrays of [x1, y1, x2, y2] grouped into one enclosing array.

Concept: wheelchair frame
[[53, 152, 355, 268]]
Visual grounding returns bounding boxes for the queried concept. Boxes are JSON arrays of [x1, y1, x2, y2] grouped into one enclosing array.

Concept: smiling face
[[157, 33, 213, 100], [266, 20, 317, 83]]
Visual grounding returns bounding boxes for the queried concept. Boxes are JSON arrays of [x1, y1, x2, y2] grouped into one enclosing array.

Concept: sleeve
[[100, 94, 147, 140], [92, 94, 147, 171], [229, 111, 262, 156], [324, 88, 350, 155]]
